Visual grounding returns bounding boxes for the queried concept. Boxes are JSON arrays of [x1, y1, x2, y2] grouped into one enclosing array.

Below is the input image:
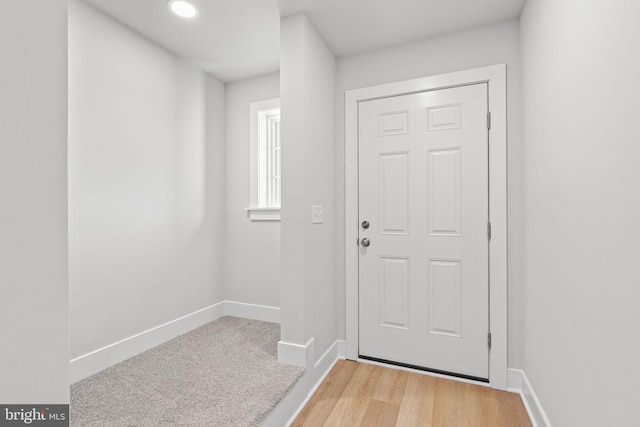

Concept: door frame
[[345, 64, 508, 390]]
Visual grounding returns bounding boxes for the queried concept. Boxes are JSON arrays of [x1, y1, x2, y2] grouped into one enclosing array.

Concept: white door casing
[[345, 64, 508, 390], [358, 84, 489, 380]]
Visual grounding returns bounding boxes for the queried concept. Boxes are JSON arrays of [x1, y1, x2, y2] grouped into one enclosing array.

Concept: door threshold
[[358, 355, 489, 384]]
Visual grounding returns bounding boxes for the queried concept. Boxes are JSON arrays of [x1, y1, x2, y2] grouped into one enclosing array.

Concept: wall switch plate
[[312, 205, 323, 224]]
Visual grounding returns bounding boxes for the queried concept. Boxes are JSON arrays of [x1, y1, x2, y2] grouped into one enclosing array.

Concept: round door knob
[[361, 238, 371, 247]]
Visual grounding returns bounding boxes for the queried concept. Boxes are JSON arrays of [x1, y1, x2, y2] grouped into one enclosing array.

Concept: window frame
[[247, 97, 281, 221]]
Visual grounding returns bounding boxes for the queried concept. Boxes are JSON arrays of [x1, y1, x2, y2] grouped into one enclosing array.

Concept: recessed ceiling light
[[167, 0, 199, 19]]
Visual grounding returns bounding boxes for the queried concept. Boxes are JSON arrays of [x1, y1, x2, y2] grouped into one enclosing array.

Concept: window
[[257, 104, 281, 207], [248, 98, 281, 221]]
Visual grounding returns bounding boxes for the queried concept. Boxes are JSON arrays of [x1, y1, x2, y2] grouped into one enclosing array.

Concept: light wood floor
[[293, 360, 532, 427]]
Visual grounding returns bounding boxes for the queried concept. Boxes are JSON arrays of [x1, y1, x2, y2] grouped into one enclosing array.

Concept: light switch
[[312, 205, 323, 224]]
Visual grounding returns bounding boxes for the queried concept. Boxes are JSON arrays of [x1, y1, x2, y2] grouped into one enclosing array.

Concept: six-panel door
[[358, 83, 490, 379]]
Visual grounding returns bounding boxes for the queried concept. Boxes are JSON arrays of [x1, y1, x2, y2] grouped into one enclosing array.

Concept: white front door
[[358, 83, 490, 380]]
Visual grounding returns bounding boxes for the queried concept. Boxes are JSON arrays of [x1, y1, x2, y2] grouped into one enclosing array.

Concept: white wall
[[335, 19, 525, 368], [280, 13, 337, 363], [224, 73, 281, 307], [0, 0, 69, 404], [68, 0, 225, 360], [520, 1, 640, 425]]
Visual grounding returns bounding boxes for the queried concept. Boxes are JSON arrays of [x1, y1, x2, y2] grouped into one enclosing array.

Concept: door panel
[[428, 258, 463, 337], [428, 148, 462, 236], [379, 256, 409, 329], [379, 153, 409, 234], [358, 84, 489, 379]]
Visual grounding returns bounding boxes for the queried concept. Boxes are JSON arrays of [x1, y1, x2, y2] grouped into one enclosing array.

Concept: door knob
[[361, 238, 371, 247]]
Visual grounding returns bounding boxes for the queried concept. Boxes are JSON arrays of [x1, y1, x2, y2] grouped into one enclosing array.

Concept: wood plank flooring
[[292, 360, 532, 427]]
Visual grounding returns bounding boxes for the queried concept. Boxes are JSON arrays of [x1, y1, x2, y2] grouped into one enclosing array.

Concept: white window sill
[[246, 207, 281, 221]]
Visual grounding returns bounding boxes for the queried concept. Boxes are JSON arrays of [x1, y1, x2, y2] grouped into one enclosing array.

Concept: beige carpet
[[71, 316, 304, 426]]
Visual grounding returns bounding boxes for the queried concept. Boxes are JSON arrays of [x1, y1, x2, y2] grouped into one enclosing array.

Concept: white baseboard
[[262, 339, 344, 427], [70, 300, 281, 384], [311, 340, 343, 385], [508, 368, 552, 427], [225, 301, 280, 323], [507, 368, 523, 391], [337, 339, 346, 358], [278, 338, 315, 368]]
